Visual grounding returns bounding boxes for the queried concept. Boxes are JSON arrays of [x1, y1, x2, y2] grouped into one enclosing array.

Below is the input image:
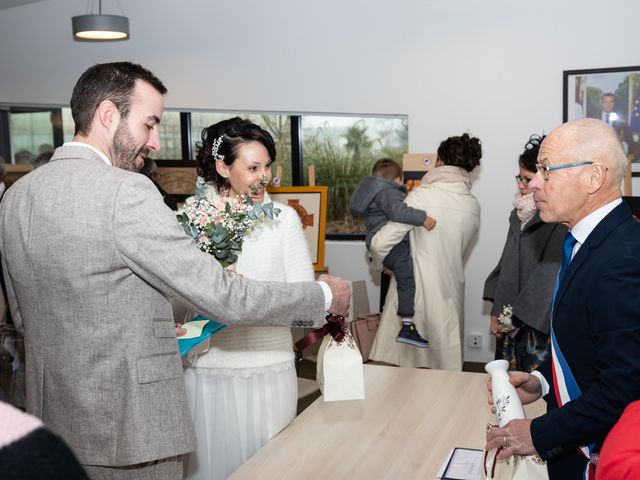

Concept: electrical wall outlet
[[468, 334, 483, 349]]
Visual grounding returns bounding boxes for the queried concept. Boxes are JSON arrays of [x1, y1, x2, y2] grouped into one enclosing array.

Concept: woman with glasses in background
[[483, 134, 566, 372]]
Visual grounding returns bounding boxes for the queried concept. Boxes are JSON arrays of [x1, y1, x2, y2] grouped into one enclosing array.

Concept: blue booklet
[[178, 315, 226, 357]]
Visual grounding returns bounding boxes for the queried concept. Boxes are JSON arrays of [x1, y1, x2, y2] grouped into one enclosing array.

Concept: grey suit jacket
[[0, 145, 325, 466]]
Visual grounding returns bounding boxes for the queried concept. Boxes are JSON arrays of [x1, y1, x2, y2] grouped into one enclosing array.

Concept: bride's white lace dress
[[183, 187, 315, 480]]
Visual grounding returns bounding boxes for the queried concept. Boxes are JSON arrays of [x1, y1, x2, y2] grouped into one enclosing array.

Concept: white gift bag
[[316, 328, 365, 402], [484, 449, 548, 480]]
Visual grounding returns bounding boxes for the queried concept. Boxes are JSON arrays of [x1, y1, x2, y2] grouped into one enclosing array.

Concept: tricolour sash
[[549, 232, 596, 479], [550, 324, 597, 480]]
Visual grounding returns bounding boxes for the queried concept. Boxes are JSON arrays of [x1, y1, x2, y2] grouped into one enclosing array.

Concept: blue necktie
[[553, 232, 577, 308]]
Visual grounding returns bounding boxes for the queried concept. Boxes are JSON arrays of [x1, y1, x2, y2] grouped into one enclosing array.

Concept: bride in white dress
[[183, 117, 317, 480]]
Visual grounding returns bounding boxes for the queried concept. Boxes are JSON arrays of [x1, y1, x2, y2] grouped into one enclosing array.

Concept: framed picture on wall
[[563, 65, 640, 124], [267, 186, 328, 272], [564, 66, 640, 193]]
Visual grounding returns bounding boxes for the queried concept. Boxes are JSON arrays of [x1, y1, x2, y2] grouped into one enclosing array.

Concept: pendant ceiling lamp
[[72, 0, 129, 41]]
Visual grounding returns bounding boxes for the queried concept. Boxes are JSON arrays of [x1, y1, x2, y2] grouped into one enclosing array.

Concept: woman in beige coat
[[369, 133, 481, 370]]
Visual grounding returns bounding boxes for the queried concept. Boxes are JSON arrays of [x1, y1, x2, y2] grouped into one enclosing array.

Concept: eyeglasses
[[515, 175, 532, 187], [535, 161, 593, 181]]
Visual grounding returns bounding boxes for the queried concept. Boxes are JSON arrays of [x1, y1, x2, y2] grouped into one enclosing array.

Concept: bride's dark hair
[[437, 133, 482, 172], [196, 117, 276, 190]]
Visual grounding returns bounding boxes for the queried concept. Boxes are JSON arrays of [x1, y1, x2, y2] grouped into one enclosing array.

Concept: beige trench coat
[[369, 180, 480, 370]]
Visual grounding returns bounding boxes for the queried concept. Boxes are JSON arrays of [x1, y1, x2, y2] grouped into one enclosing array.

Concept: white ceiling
[[0, 0, 45, 10]]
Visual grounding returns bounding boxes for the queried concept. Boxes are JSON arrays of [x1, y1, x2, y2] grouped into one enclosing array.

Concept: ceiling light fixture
[[72, 0, 129, 41]]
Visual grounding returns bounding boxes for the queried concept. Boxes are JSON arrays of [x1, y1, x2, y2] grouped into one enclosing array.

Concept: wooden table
[[230, 365, 546, 479]]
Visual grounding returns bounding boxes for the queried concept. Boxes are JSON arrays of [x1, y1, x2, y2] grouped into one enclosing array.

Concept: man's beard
[[112, 121, 147, 172]]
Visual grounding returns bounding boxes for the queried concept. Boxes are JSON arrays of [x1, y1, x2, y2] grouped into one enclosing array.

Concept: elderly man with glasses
[[485, 118, 640, 479]]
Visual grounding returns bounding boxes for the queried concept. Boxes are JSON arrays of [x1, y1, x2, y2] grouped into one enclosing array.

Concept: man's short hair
[[372, 158, 403, 181], [0, 156, 6, 180], [70, 62, 167, 136], [601, 92, 616, 101]]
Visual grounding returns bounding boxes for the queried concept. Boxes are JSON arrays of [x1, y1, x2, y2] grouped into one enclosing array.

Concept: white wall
[[1, 0, 638, 362], [324, 241, 381, 316]]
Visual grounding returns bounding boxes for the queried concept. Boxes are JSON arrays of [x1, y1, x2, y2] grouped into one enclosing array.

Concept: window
[[153, 111, 182, 160], [190, 113, 292, 185], [302, 115, 408, 235], [62, 108, 75, 142], [9, 110, 59, 164]]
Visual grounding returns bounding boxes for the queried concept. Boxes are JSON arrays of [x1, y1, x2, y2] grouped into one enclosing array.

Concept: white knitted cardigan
[[188, 186, 316, 370]]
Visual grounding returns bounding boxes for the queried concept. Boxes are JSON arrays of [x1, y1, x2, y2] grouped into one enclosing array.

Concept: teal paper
[[178, 315, 226, 357]]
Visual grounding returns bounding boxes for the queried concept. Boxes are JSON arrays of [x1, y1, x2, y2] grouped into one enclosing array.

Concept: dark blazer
[[530, 202, 640, 478], [484, 210, 566, 333]]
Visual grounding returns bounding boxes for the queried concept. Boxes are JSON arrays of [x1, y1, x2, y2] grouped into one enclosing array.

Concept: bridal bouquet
[[175, 176, 280, 356], [177, 176, 281, 267]]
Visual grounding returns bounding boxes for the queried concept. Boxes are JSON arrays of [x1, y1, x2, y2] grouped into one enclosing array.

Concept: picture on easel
[[267, 185, 328, 272]]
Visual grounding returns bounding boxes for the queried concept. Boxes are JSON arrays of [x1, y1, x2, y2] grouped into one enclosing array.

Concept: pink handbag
[[348, 313, 380, 362]]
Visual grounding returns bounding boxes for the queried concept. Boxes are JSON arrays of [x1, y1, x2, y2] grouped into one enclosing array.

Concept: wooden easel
[[308, 164, 315, 187], [624, 155, 632, 196], [306, 164, 326, 274]]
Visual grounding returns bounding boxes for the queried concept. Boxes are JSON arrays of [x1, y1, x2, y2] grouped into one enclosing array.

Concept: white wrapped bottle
[[485, 359, 525, 427]]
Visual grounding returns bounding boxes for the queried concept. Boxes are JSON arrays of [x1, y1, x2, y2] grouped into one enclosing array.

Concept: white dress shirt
[[63, 142, 112, 166]]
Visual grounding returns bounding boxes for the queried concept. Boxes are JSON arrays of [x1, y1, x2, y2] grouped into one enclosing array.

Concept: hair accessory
[[211, 135, 225, 162]]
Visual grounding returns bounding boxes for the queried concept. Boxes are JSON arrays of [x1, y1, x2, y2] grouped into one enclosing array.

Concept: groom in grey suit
[[0, 62, 350, 479]]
